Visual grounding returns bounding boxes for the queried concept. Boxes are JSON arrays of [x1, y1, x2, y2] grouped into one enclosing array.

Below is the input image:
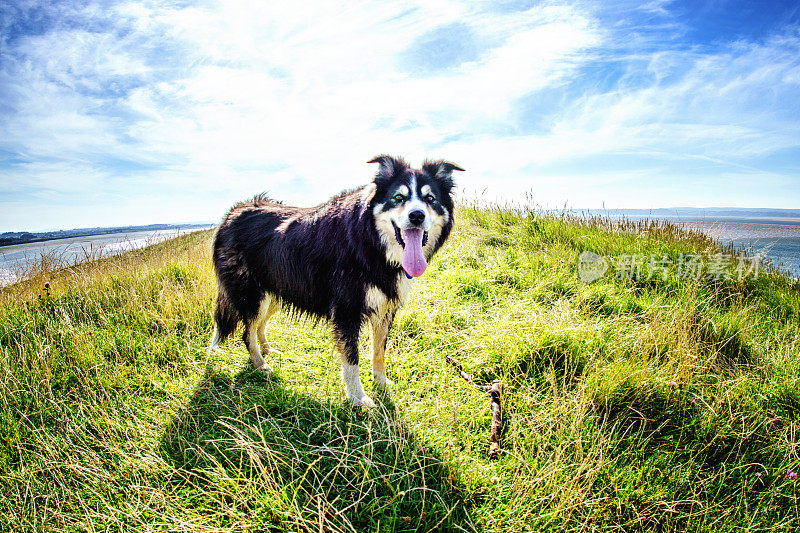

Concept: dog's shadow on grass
[[159, 361, 477, 532]]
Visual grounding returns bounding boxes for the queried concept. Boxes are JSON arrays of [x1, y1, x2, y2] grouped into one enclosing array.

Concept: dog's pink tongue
[[401, 228, 427, 277]]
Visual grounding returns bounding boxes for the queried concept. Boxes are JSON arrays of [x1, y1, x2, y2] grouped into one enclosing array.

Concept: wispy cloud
[[1, 0, 799, 231]]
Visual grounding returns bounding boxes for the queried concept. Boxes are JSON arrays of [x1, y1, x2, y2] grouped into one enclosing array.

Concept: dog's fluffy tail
[[208, 291, 239, 352]]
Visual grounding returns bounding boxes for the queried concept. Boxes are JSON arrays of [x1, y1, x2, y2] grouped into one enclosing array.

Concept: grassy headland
[[1, 206, 799, 532]]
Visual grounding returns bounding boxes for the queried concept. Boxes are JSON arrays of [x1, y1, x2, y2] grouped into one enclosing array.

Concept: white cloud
[[1, 0, 799, 231]]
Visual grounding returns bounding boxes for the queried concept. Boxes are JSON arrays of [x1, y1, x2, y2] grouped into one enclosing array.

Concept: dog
[[209, 155, 463, 407]]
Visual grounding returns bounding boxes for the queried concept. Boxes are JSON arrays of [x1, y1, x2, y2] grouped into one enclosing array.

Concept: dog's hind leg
[[244, 322, 272, 372], [256, 295, 280, 353], [245, 295, 279, 371], [369, 308, 396, 387]]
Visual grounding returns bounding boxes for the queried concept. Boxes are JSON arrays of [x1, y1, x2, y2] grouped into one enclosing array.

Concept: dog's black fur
[[210, 155, 462, 406]]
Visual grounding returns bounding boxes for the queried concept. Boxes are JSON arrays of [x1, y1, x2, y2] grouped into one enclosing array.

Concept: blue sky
[[1, 0, 799, 231]]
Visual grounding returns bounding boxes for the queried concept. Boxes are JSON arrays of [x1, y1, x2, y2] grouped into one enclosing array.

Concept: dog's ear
[[422, 160, 464, 192], [367, 155, 406, 184]]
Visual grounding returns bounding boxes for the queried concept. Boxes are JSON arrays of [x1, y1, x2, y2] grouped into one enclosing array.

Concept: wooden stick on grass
[[445, 355, 503, 458]]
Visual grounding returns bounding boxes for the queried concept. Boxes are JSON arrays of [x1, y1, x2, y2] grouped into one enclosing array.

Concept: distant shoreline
[[567, 207, 800, 223], [599, 214, 800, 227], [0, 223, 216, 248], [0, 226, 216, 287]]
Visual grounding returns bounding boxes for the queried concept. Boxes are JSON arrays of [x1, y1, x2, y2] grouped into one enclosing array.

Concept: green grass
[[1, 207, 799, 532]]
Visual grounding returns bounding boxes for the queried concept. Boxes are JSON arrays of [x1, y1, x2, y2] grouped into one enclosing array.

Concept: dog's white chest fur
[[364, 274, 414, 314]]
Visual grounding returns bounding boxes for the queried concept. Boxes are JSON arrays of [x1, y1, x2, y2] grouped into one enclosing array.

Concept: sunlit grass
[[1, 207, 799, 532]]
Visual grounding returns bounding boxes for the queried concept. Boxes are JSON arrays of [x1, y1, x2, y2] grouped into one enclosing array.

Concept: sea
[[0, 227, 212, 287], [605, 214, 800, 279], [1, 215, 798, 287]]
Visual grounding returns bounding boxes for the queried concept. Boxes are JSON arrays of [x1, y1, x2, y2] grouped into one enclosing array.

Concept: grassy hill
[[1, 206, 799, 532]]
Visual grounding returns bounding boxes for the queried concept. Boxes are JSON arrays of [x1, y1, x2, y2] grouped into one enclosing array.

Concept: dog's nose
[[408, 209, 425, 225]]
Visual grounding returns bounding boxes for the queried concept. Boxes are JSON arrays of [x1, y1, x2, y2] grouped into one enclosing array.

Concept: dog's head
[[368, 155, 463, 278]]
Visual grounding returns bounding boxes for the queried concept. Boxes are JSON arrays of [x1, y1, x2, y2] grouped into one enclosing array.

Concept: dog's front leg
[[370, 309, 396, 387], [333, 314, 376, 408]]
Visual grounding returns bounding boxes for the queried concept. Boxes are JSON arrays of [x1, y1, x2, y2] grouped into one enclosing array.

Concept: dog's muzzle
[[392, 221, 428, 247]]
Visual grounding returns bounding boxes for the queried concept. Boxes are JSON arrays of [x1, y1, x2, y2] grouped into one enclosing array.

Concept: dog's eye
[[393, 194, 404, 202], [424, 194, 435, 202]]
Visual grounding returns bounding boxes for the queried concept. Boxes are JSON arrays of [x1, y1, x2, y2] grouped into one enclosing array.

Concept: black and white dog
[[209, 155, 462, 407]]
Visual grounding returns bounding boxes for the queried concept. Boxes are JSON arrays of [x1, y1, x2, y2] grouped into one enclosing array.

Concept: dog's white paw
[[373, 374, 394, 388], [260, 344, 283, 355], [352, 396, 377, 409], [254, 362, 273, 372]]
